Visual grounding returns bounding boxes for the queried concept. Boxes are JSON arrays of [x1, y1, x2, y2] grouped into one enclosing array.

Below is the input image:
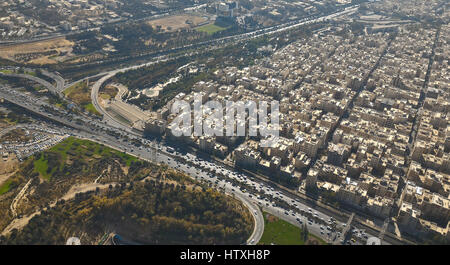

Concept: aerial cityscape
[[0, 0, 448, 251]]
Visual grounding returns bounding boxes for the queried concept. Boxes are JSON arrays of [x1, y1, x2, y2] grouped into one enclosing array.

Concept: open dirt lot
[[147, 14, 210, 32], [0, 154, 18, 176], [0, 37, 74, 64]]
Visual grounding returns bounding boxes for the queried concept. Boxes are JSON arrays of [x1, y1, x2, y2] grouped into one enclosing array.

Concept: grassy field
[[63, 81, 100, 116], [63, 81, 88, 97], [34, 154, 50, 180], [25, 71, 36, 77], [32, 85, 46, 92], [54, 102, 63, 109], [100, 94, 110, 100], [82, 102, 101, 116], [0, 179, 12, 195], [32, 137, 138, 180], [99, 84, 118, 101], [0, 69, 13, 74], [0, 69, 35, 76], [259, 212, 327, 245], [195, 23, 227, 35]]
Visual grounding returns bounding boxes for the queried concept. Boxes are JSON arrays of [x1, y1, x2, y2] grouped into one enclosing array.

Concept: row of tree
[[2, 181, 253, 245]]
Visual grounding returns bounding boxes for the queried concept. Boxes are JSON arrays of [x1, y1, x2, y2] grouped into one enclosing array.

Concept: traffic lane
[[158, 155, 265, 245], [164, 156, 336, 243], [238, 186, 340, 243], [160, 154, 344, 241], [54, 127, 353, 244], [261, 204, 338, 243], [151, 155, 265, 245], [231, 191, 264, 245], [186, 157, 345, 225], [0, 92, 367, 245], [22, 122, 336, 244]]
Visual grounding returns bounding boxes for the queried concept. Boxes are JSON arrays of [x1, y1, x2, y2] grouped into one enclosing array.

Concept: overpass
[[41, 70, 65, 92], [0, 72, 63, 98], [0, 91, 81, 131], [1, 88, 266, 245]]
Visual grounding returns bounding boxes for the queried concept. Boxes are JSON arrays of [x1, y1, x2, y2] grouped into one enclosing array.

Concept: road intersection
[[0, 3, 412, 245]]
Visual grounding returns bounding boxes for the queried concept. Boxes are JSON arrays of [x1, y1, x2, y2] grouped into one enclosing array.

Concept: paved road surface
[[0, 72, 63, 97]]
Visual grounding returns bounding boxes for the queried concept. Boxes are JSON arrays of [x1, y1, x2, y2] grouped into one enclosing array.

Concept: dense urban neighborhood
[[0, 0, 448, 247]]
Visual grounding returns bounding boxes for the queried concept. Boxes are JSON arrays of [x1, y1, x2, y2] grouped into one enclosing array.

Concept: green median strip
[[259, 211, 327, 245]]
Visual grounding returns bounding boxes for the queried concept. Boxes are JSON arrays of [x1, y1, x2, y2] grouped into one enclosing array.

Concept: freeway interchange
[[0, 3, 410, 245], [1, 82, 386, 245]]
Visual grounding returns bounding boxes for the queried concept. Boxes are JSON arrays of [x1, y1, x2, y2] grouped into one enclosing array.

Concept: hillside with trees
[[1, 181, 253, 245], [0, 137, 253, 244]]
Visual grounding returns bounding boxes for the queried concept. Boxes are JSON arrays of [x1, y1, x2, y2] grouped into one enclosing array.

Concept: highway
[[118, 143, 355, 244], [89, 55, 173, 131], [0, 5, 362, 133], [237, 191, 265, 245], [87, 5, 360, 130], [0, 41, 409, 245], [0, 84, 266, 245], [2, 85, 346, 244], [0, 3, 407, 245], [0, 26, 386, 247], [0, 70, 64, 97], [78, 5, 361, 101], [41, 70, 65, 92]]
